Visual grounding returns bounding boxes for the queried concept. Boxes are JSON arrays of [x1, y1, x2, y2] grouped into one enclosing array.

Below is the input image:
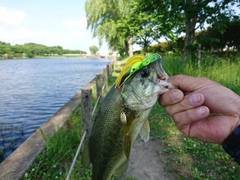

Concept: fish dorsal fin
[[124, 131, 132, 159], [140, 120, 150, 142], [113, 159, 130, 176]]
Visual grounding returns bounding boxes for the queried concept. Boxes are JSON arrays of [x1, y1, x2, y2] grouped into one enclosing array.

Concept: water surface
[[0, 58, 111, 162]]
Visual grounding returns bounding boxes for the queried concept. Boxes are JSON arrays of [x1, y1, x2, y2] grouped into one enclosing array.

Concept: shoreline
[[0, 55, 117, 60]]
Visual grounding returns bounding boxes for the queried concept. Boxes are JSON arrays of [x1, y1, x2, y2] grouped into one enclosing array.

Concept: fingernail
[[189, 94, 201, 104], [196, 107, 206, 116], [171, 91, 180, 102]]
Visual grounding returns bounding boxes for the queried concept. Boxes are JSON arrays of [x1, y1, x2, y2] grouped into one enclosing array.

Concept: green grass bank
[[22, 54, 240, 179]]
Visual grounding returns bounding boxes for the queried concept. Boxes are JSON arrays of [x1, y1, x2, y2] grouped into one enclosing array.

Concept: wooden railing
[[66, 59, 115, 180]]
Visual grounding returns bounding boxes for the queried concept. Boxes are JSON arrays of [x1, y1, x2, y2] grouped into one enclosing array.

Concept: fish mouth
[[155, 58, 177, 91], [155, 58, 169, 86], [155, 58, 169, 80]]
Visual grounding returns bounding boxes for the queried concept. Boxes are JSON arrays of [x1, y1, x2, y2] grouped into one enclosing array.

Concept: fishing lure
[[115, 54, 162, 98]]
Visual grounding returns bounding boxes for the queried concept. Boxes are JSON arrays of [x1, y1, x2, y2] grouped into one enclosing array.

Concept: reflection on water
[[0, 58, 111, 162]]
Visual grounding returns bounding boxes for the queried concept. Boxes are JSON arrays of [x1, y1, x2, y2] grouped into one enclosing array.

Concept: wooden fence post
[[111, 61, 114, 74], [96, 73, 102, 99], [81, 88, 92, 137], [109, 63, 112, 76], [107, 64, 110, 77], [103, 68, 108, 90]]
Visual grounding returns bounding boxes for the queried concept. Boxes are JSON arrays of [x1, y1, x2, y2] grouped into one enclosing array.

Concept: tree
[[0, 41, 86, 58], [195, 17, 240, 52], [136, 0, 240, 57], [121, 1, 176, 52], [89, 45, 99, 54], [85, 0, 134, 57]]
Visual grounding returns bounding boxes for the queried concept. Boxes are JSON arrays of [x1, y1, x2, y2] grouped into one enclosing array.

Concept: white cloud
[[0, 27, 62, 48], [62, 17, 87, 28], [0, 7, 26, 25], [0, 27, 59, 41], [0, 7, 107, 53]]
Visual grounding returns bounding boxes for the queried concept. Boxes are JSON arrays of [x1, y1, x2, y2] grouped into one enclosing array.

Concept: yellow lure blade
[[115, 56, 144, 88]]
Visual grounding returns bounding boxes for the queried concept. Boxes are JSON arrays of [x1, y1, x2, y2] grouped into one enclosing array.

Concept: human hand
[[159, 75, 240, 144]]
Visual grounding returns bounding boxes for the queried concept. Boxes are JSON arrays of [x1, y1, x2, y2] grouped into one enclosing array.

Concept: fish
[[82, 54, 175, 180]]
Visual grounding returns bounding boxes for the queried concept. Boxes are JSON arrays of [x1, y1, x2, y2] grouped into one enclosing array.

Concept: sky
[[0, 0, 109, 54], [1, 1, 239, 55]]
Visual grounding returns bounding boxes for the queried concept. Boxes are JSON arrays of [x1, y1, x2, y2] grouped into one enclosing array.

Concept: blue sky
[[1, 1, 239, 55], [0, 0, 109, 54]]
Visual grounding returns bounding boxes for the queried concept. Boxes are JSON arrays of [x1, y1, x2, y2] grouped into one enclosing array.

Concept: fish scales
[[90, 85, 125, 180], [82, 54, 175, 180], [90, 85, 151, 180]]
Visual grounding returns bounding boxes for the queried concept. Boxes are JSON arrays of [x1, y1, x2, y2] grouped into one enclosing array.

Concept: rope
[[92, 96, 100, 117], [102, 84, 106, 91], [66, 130, 87, 180]]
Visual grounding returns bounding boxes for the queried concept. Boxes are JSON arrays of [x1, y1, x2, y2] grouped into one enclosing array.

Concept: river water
[[0, 58, 111, 162]]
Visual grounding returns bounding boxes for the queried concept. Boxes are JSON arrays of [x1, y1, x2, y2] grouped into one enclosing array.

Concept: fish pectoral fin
[[140, 120, 150, 142], [81, 142, 91, 167], [114, 159, 130, 176], [124, 132, 132, 159]]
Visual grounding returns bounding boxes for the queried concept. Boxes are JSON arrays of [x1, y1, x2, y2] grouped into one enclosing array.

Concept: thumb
[[168, 75, 206, 92]]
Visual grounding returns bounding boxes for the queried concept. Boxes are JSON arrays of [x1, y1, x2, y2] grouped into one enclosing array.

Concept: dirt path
[[123, 137, 175, 180]]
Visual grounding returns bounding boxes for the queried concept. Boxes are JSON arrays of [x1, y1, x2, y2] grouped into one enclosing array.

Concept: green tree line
[[85, 0, 240, 58], [0, 42, 87, 59], [139, 19, 240, 55]]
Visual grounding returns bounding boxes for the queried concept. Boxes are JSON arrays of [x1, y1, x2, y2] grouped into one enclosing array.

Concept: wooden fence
[[81, 60, 114, 136], [66, 59, 115, 179]]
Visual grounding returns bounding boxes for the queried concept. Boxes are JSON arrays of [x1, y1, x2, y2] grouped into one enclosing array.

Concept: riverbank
[[1, 54, 240, 179], [0, 54, 116, 60]]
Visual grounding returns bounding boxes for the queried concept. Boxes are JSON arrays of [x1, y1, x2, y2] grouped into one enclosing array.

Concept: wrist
[[222, 124, 240, 164], [237, 95, 240, 124], [231, 94, 240, 131]]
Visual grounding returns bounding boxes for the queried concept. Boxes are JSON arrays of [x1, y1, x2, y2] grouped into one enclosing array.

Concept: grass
[[22, 53, 240, 179], [21, 61, 126, 180], [162, 53, 240, 93], [22, 107, 83, 179], [149, 104, 240, 179]]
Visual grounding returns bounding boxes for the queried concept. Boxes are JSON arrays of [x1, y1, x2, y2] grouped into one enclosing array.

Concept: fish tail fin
[[114, 159, 130, 176]]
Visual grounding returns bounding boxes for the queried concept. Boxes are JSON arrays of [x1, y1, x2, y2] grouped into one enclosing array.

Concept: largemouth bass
[[82, 54, 174, 180]]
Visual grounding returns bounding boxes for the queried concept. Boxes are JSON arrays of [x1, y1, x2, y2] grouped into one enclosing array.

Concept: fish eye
[[140, 68, 149, 78]]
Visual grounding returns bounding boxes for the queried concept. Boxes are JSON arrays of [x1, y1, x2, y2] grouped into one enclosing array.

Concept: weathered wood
[[111, 61, 114, 73], [106, 64, 110, 77], [81, 88, 92, 137], [103, 68, 108, 90], [109, 61, 114, 75], [95, 73, 102, 99], [108, 63, 111, 76]]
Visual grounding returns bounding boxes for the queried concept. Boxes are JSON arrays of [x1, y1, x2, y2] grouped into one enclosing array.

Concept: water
[[0, 58, 111, 162]]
